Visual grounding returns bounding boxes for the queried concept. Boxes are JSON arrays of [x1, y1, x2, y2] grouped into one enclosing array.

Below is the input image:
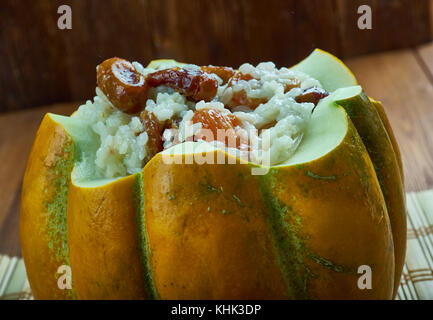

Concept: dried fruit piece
[[191, 108, 246, 149], [224, 72, 267, 111], [147, 68, 218, 102], [295, 87, 329, 106], [139, 110, 163, 160], [97, 58, 147, 114], [229, 72, 255, 83], [228, 91, 268, 111], [284, 79, 301, 92], [201, 66, 235, 84]]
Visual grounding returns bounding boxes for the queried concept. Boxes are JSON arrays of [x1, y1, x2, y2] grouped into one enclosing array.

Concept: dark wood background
[[0, 0, 432, 113]]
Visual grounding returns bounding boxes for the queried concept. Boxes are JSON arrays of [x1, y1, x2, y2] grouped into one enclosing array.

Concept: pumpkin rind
[[67, 174, 153, 299], [141, 153, 290, 299], [370, 98, 404, 182], [294, 51, 405, 297], [20, 114, 75, 299], [138, 114, 394, 299], [334, 91, 406, 298]]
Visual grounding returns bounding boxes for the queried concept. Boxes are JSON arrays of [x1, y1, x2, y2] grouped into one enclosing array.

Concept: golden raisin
[[147, 68, 218, 102], [224, 72, 267, 111], [228, 72, 255, 84], [228, 91, 268, 111], [191, 109, 246, 149], [139, 110, 163, 160], [284, 79, 301, 93], [97, 58, 147, 114], [201, 66, 235, 84], [295, 87, 329, 106]]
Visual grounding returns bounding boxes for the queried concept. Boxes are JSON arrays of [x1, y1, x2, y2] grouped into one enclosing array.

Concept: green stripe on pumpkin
[[44, 135, 76, 299], [259, 169, 313, 299], [133, 172, 159, 299], [335, 91, 405, 298]]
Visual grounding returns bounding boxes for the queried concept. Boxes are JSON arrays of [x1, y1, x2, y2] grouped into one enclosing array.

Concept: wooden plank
[[418, 42, 433, 79], [335, 0, 432, 57], [0, 185, 22, 257], [0, 102, 77, 257], [346, 49, 433, 192], [1, 0, 432, 112], [431, 0, 433, 37]]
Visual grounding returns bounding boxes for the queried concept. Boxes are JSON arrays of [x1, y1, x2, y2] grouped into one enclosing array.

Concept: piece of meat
[[147, 68, 218, 102], [97, 57, 147, 114]]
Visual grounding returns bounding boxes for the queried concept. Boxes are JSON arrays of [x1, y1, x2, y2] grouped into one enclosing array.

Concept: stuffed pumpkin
[[20, 49, 405, 299]]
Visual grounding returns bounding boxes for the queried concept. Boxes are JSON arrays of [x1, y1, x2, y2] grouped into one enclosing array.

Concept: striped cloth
[[1, 189, 433, 300], [0, 256, 32, 300], [396, 190, 433, 299]]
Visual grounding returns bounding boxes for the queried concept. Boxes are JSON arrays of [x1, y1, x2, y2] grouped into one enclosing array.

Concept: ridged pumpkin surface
[[20, 115, 75, 299], [20, 50, 405, 299], [141, 119, 394, 299]]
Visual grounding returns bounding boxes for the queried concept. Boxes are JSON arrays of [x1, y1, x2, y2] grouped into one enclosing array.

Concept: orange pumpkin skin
[[336, 95, 405, 298], [290, 51, 405, 297], [21, 110, 395, 299], [66, 175, 152, 300], [142, 119, 394, 300], [20, 115, 75, 299]]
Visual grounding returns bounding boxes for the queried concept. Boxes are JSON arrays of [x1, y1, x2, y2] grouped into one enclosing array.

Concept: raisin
[[97, 58, 147, 114], [228, 72, 255, 84], [201, 66, 235, 84], [139, 110, 163, 160], [295, 87, 329, 106], [284, 79, 301, 93], [228, 91, 268, 111], [224, 72, 267, 111], [191, 109, 246, 149], [147, 68, 218, 102]]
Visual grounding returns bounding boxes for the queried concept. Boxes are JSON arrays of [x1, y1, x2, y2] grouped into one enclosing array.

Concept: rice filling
[[72, 59, 326, 179]]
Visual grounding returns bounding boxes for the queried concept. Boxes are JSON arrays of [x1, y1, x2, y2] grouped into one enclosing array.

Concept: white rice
[[217, 62, 318, 165], [145, 92, 189, 122], [72, 88, 148, 178], [72, 61, 323, 179]]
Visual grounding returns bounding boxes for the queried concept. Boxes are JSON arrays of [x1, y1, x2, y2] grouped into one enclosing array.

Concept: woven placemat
[[1, 190, 433, 300], [0, 256, 32, 300], [396, 189, 433, 299]]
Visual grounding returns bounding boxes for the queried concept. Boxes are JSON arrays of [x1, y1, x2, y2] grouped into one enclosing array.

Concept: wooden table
[[1, 44, 433, 257]]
